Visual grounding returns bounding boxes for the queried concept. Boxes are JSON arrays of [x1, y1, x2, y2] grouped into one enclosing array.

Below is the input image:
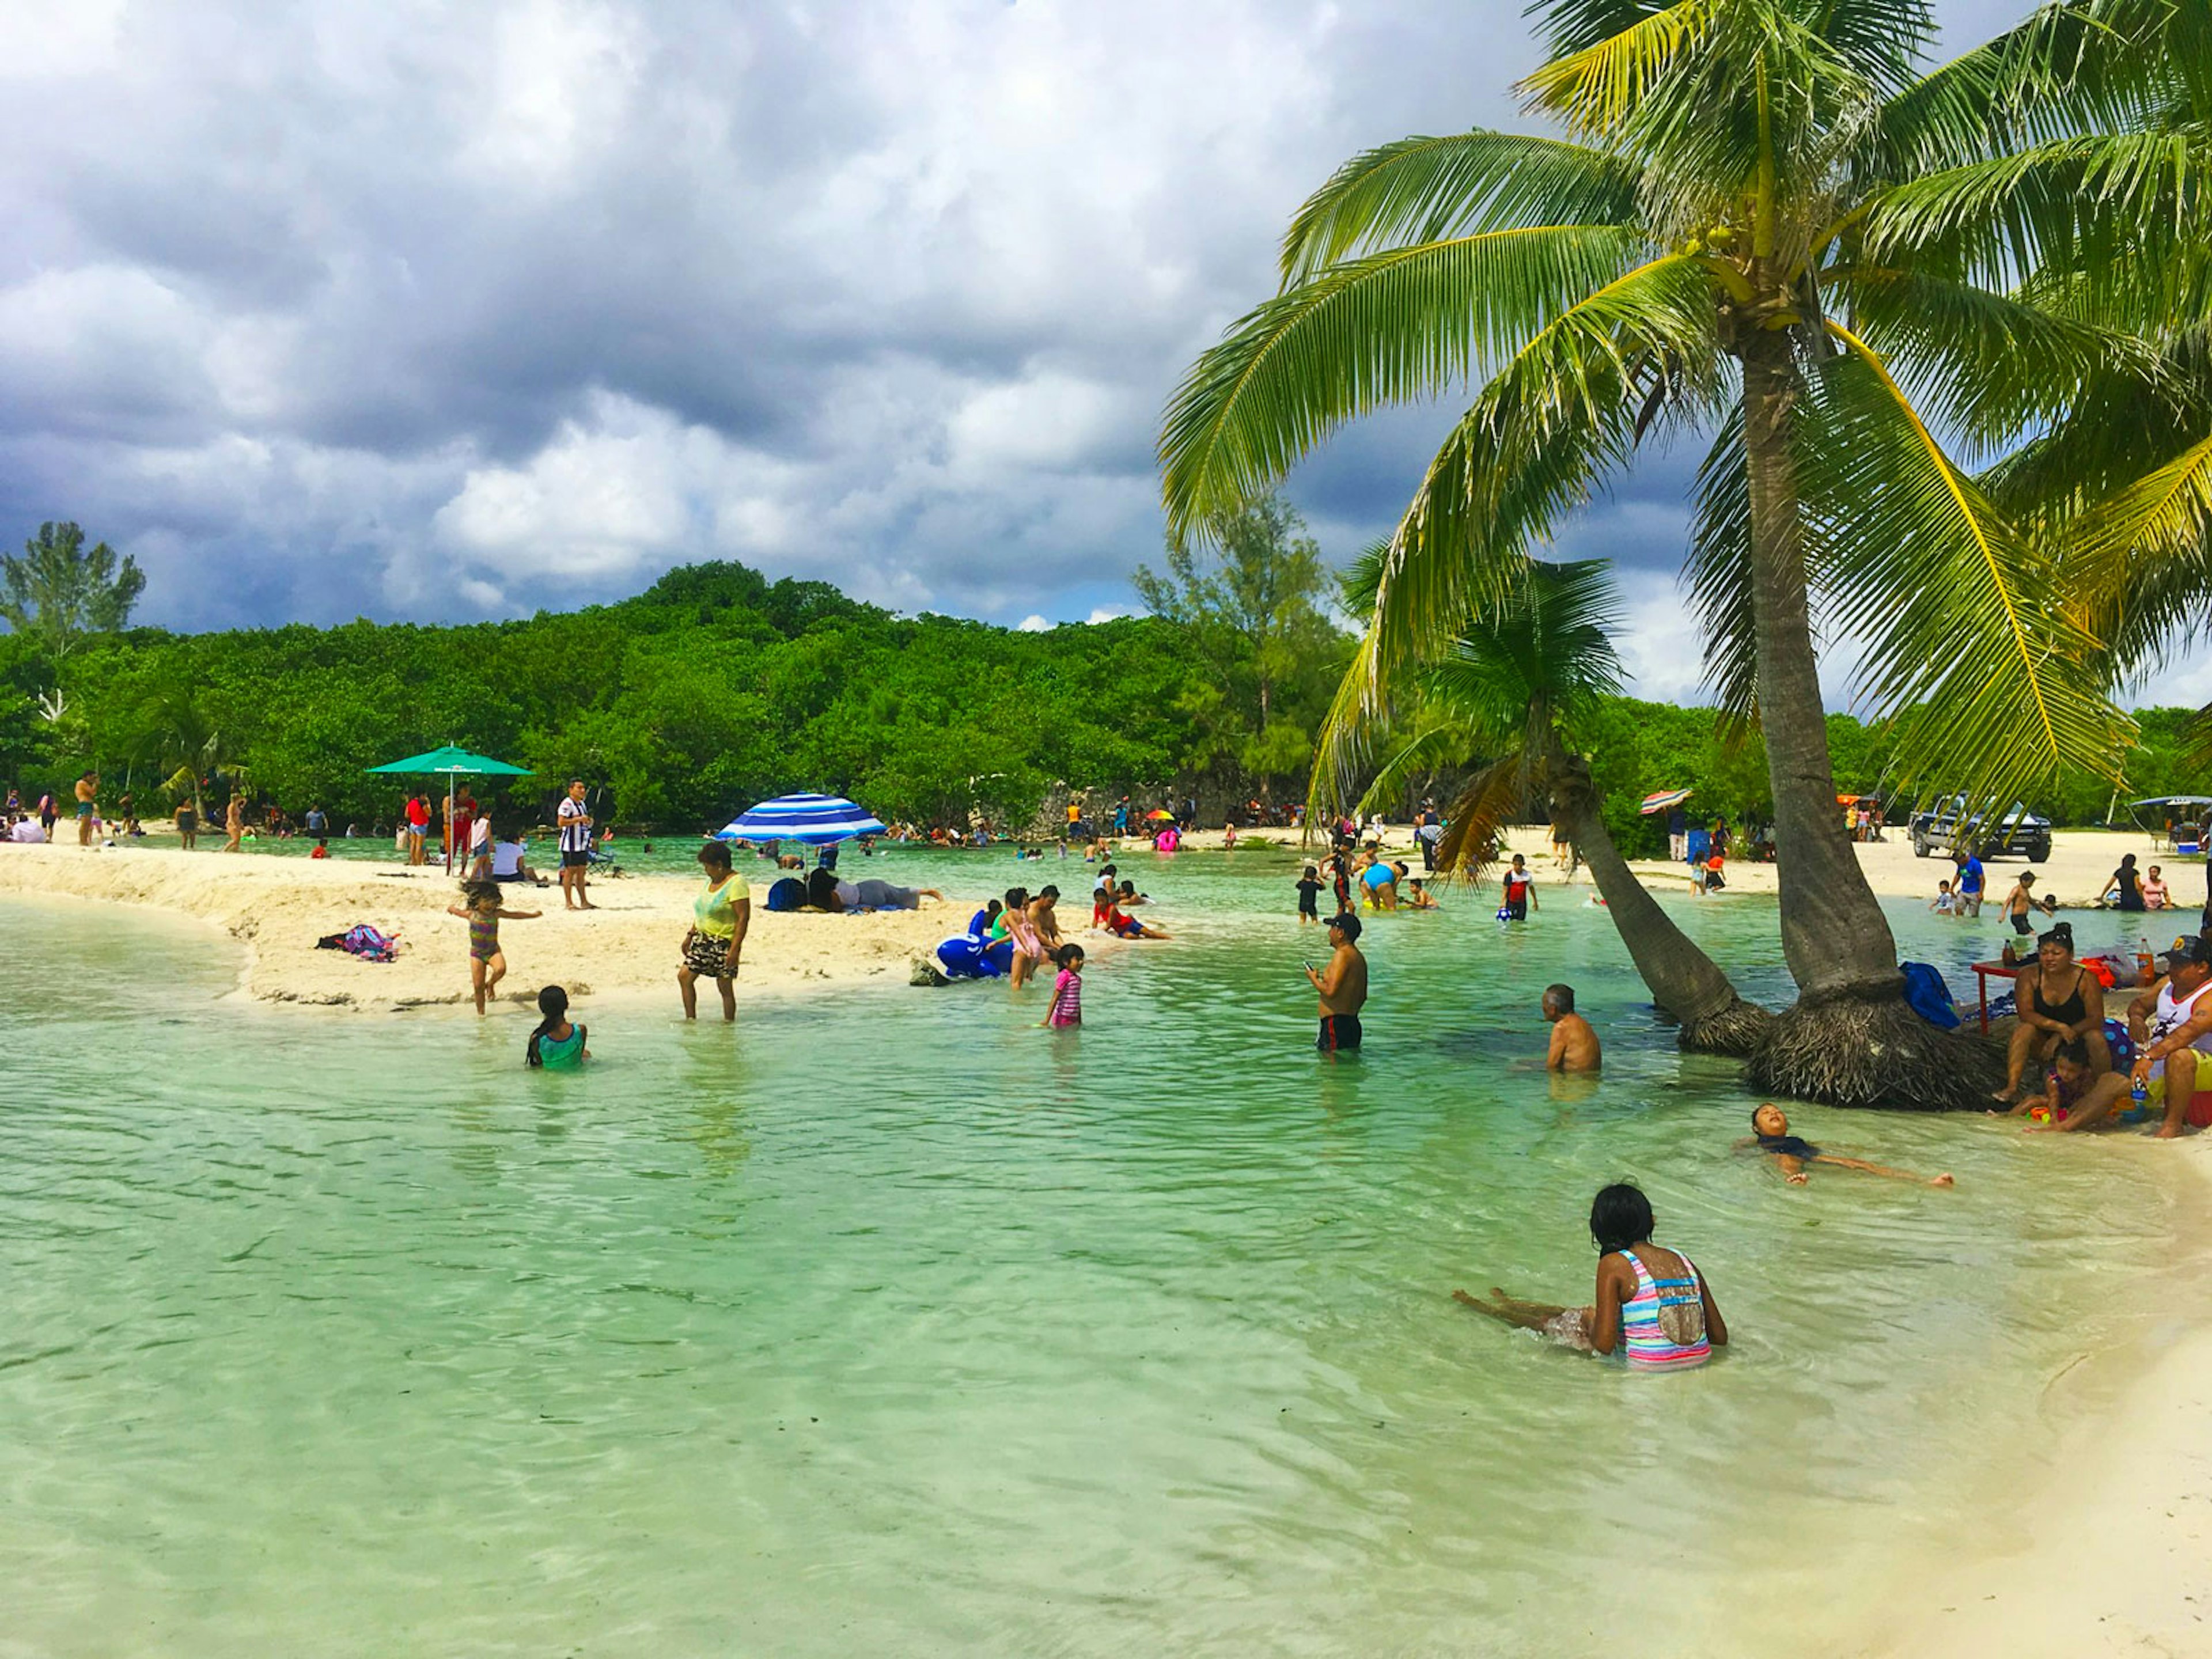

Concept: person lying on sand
[[1453, 1183, 1727, 1370], [1743, 1103, 1954, 1185]]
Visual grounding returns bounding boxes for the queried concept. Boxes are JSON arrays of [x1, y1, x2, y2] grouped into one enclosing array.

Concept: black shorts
[[1318, 1014, 1363, 1052], [561, 849, 590, 869], [1297, 896, 1319, 917], [2010, 912, 2033, 935], [1505, 897, 1528, 920]]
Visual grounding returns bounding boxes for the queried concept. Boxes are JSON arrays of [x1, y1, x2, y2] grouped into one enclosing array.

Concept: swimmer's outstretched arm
[[1810, 1154, 1955, 1186]]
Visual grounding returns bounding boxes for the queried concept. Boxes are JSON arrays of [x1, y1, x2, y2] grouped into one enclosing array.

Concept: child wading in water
[[447, 881, 540, 1014], [525, 984, 589, 1068], [1296, 862, 1324, 926], [1041, 944, 1084, 1029]]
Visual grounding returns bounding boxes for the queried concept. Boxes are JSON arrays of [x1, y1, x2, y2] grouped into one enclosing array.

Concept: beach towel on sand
[[316, 923, 399, 962]]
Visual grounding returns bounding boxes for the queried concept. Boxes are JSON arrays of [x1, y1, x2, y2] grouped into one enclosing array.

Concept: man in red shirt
[[451, 793, 476, 875]]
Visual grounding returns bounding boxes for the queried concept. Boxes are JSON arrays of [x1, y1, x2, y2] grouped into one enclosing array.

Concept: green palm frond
[[1431, 751, 1544, 881], [1684, 408, 1762, 733], [1356, 252, 1719, 692], [1811, 323, 2135, 800], [1875, 0, 2197, 174], [1863, 129, 2212, 288], [1520, 0, 1719, 142], [1827, 263, 2147, 450], [1426, 557, 1628, 741], [1159, 225, 1655, 540], [1279, 132, 1646, 287], [1815, 0, 1937, 100], [1982, 325, 2212, 524], [2067, 429, 2212, 675], [1352, 717, 1487, 819]]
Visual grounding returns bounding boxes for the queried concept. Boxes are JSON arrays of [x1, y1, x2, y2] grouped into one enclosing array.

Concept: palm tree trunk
[[1737, 329, 2000, 1109], [1738, 329, 1899, 999], [1551, 753, 1770, 1054]]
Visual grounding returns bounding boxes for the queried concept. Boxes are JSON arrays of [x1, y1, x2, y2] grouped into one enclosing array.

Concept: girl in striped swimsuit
[[1453, 1183, 1728, 1370], [1039, 945, 1084, 1030]]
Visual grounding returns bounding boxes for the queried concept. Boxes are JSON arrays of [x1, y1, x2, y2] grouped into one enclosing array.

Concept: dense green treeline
[[0, 563, 1227, 829], [1, 554, 2201, 835]]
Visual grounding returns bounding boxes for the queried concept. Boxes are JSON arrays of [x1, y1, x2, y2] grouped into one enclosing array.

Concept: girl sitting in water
[[446, 881, 541, 1015], [1040, 944, 1084, 1029], [1106, 884, 1172, 939], [1453, 1183, 1728, 1370], [525, 984, 589, 1068]]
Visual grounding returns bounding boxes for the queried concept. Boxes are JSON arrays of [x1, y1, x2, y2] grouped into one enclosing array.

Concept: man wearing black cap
[[1307, 912, 1368, 1054]]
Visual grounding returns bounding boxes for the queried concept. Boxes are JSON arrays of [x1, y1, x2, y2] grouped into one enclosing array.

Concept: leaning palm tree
[[1161, 0, 2206, 1109], [1337, 556, 1772, 1051]]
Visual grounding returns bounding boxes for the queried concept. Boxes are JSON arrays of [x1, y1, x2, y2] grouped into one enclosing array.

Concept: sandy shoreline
[[0, 843, 1006, 1012], [1863, 1143, 2212, 1658], [1184, 823, 2198, 911]]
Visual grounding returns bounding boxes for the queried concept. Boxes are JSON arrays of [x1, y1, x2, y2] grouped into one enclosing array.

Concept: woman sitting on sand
[[1453, 1183, 1728, 1370], [1997, 925, 2111, 1101]]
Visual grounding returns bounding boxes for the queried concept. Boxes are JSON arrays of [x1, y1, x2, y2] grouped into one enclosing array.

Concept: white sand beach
[[0, 842, 994, 1010]]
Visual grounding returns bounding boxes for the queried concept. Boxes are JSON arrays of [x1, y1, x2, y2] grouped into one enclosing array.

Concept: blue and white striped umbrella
[[716, 792, 885, 846]]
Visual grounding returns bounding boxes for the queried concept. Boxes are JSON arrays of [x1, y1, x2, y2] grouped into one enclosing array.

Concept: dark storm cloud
[[5, 0, 2156, 698]]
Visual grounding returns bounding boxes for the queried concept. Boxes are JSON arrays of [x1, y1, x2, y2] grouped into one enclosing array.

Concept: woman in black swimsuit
[[1998, 926, 2110, 1102], [2111, 853, 2146, 912]]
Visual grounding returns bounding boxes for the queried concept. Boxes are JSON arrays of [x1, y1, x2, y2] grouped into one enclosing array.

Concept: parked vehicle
[[1908, 795, 2052, 862]]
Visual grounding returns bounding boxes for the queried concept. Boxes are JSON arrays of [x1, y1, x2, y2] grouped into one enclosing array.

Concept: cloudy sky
[[9, 0, 2194, 706]]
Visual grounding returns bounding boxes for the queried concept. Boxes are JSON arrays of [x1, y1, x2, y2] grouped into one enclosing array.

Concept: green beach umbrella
[[366, 745, 534, 872]]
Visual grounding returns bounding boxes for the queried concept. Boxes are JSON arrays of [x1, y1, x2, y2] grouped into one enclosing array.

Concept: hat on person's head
[[1328, 911, 1362, 941], [2165, 935, 2212, 971]]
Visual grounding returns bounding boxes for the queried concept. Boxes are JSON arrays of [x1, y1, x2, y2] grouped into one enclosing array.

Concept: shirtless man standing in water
[[1543, 983, 1601, 1071], [1308, 912, 1369, 1054]]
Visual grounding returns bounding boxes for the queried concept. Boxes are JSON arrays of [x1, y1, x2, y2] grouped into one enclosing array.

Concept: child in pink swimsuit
[[1040, 945, 1084, 1029]]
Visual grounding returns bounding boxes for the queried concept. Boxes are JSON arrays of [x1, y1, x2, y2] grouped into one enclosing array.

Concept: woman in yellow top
[[680, 840, 751, 1021]]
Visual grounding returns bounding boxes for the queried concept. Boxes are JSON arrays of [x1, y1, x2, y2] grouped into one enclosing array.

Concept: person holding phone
[[1306, 912, 1369, 1054]]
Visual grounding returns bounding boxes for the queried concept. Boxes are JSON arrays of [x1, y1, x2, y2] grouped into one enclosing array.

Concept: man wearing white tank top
[[2131, 936, 2212, 1139]]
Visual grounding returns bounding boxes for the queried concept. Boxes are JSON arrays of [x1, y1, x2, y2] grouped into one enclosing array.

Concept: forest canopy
[[0, 554, 2199, 836]]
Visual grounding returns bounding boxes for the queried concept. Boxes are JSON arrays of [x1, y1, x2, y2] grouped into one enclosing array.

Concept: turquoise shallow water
[[0, 855, 2188, 1657]]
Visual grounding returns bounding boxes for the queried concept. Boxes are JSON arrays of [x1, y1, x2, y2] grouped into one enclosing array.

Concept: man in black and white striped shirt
[[557, 779, 596, 910]]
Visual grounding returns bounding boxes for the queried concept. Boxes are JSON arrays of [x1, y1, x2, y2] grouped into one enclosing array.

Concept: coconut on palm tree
[[1336, 555, 1772, 1051], [1160, 0, 2205, 1108]]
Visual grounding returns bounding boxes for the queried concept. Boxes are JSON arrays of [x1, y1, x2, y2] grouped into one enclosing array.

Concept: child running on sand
[[1744, 1104, 1954, 1185], [525, 984, 589, 1067], [447, 881, 541, 1014], [1040, 944, 1084, 1028], [1453, 1183, 1728, 1369]]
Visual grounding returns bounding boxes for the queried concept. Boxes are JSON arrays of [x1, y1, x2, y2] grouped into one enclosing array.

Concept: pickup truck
[[1908, 796, 2053, 863]]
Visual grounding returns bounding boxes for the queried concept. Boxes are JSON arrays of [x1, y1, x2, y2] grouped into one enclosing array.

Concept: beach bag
[[316, 923, 399, 963], [764, 876, 806, 912], [1899, 961, 1960, 1029]]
